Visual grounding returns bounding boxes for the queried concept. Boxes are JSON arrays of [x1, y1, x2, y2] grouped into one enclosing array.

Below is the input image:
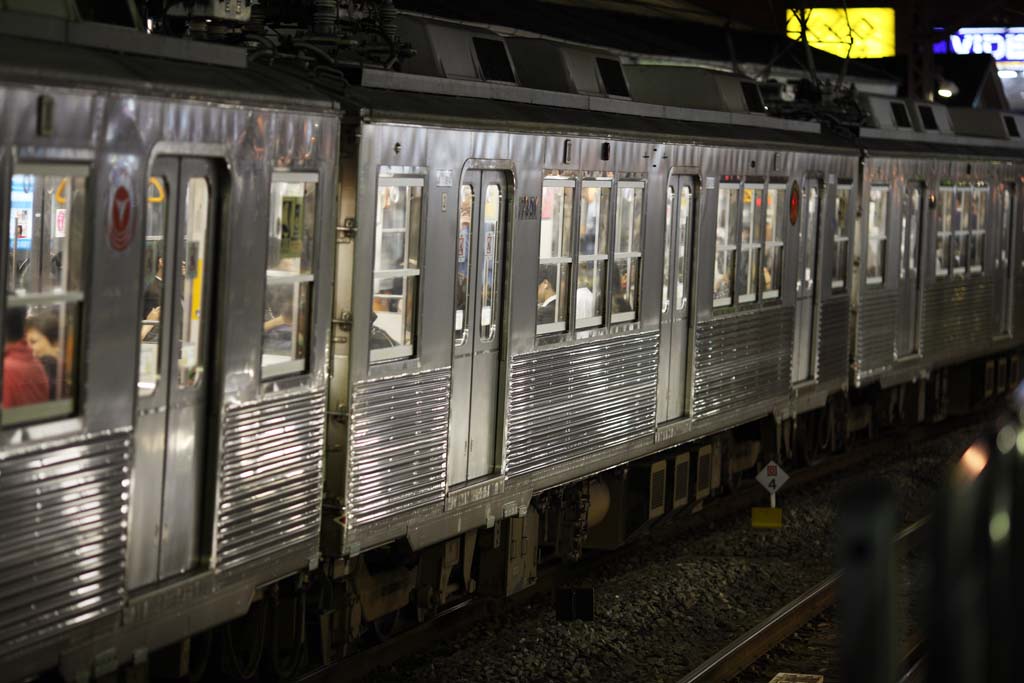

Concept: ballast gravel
[[366, 420, 988, 683]]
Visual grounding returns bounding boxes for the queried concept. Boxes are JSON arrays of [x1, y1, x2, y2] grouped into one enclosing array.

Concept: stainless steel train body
[[1, 19, 1023, 683], [851, 139, 1024, 390], [330, 85, 861, 556], [0, 36, 338, 680]]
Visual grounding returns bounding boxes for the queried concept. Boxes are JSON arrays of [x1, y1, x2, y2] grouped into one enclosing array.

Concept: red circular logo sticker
[[789, 180, 800, 226], [109, 184, 133, 251]]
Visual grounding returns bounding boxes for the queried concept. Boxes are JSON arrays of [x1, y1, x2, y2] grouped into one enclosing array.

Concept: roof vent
[[918, 105, 938, 130], [741, 81, 767, 112], [473, 37, 516, 83], [596, 57, 629, 97], [890, 101, 911, 128], [1005, 115, 1021, 138]]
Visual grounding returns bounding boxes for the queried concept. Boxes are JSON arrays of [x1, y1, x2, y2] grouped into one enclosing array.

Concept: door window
[[675, 185, 692, 310], [3, 168, 87, 425], [177, 178, 210, 388], [662, 184, 674, 315], [479, 184, 501, 341], [969, 185, 988, 274], [139, 176, 169, 395], [866, 186, 889, 285], [262, 174, 317, 379], [455, 184, 474, 345], [371, 177, 422, 362], [832, 185, 852, 290], [936, 186, 954, 278]]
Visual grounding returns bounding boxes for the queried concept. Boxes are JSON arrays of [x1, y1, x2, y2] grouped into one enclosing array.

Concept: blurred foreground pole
[[838, 479, 896, 683]]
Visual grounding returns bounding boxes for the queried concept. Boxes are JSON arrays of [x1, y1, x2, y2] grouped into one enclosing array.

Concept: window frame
[[537, 176, 576, 337], [370, 173, 425, 364], [762, 183, 786, 301], [261, 171, 318, 381], [610, 179, 645, 324], [713, 182, 740, 309], [574, 178, 612, 330], [935, 185, 954, 279], [2, 163, 89, 427], [968, 184, 988, 275], [865, 184, 889, 286]]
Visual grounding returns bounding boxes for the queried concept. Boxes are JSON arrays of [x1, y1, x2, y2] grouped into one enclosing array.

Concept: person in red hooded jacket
[[3, 307, 50, 408]]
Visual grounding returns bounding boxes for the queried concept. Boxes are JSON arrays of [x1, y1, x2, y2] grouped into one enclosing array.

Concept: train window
[[576, 181, 611, 328], [662, 185, 674, 315], [969, 185, 988, 274], [371, 177, 422, 362], [866, 186, 888, 285], [952, 187, 970, 276], [455, 184, 473, 346], [479, 184, 502, 341], [675, 185, 693, 310], [262, 174, 317, 379], [762, 185, 785, 299], [935, 186, 954, 278], [537, 179, 574, 335], [713, 184, 739, 307], [139, 176, 169, 395], [612, 182, 643, 323], [3, 168, 87, 426], [178, 178, 210, 389], [832, 185, 852, 291], [736, 186, 763, 303]]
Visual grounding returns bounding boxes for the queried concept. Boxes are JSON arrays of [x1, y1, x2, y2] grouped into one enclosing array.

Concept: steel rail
[[676, 518, 929, 683]]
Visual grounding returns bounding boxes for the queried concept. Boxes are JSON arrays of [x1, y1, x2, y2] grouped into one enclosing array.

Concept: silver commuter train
[[0, 11, 1022, 681]]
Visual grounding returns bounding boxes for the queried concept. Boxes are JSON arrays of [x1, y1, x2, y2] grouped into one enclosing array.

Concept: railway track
[[678, 518, 930, 683], [310, 410, 989, 683]]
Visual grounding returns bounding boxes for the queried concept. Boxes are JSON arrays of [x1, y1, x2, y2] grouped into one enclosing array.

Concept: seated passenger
[[25, 313, 60, 400], [611, 263, 633, 315], [537, 271, 558, 325], [3, 308, 49, 408], [263, 288, 295, 355]]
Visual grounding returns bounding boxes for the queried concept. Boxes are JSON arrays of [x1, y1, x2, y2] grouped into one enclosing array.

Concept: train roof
[[0, 13, 335, 113]]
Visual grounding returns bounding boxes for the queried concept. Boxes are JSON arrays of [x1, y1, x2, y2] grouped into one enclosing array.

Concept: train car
[[0, 18, 338, 682], [2, 8, 1023, 681], [320, 15, 865, 634], [851, 97, 1024, 414]]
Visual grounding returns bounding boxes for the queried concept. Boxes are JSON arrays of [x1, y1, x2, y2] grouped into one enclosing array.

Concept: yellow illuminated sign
[[785, 7, 895, 59]]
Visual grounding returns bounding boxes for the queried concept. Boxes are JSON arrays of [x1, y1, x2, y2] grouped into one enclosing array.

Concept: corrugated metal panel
[[506, 331, 658, 477], [692, 307, 793, 420], [855, 288, 897, 383], [217, 390, 325, 570], [818, 296, 851, 383], [0, 433, 130, 657], [921, 279, 994, 364], [348, 368, 450, 525]]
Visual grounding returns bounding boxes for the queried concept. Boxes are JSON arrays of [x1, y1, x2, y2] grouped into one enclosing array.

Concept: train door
[[995, 184, 1016, 336], [792, 180, 821, 383], [128, 157, 220, 588], [657, 175, 696, 424], [448, 170, 508, 486], [896, 182, 924, 357]]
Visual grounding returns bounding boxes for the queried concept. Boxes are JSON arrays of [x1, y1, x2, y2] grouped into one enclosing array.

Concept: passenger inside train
[[24, 313, 60, 400], [3, 307, 49, 408]]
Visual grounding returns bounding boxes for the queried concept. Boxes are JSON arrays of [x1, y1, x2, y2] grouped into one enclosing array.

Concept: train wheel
[[261, 589, 306, 681], [370, 609, 400, 641], [220, 600, 267, 681]]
